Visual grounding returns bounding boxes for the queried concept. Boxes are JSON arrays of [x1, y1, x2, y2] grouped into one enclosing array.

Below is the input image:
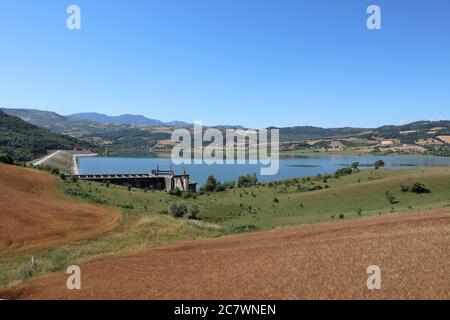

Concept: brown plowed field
[[0, 164, 122, 252], [3, 209, 449, 300]]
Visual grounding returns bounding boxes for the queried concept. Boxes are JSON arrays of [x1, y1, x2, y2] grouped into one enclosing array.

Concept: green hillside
[[2, 108, 171, 154], [0, 110, 98, 162]]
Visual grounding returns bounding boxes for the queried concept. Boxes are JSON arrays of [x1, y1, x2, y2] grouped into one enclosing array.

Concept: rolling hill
[[0, 110, 98, 162], [0, 163, 121, 252], [69, 112, 191, 126], [3, 107, 450, 157], [2, 108, 172, 154]]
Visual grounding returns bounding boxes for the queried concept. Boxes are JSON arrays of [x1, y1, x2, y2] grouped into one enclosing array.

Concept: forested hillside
[[0, 110, 98, 162]]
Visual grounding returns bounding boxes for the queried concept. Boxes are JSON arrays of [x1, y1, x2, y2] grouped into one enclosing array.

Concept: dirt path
[[0, 164, 122, 252], [3, 209, 449, 300]]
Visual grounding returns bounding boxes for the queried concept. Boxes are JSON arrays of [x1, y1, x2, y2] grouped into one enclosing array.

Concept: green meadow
[[2, 166, 450, 288]]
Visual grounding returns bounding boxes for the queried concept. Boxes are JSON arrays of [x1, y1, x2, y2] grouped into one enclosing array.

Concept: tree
[[0, 152, 14, 165], [374, 160, 385, 169], [351, 162, 360, 170], [202, 175, 218, 192], [237, 173, 258, 187], [335, 167, 353, 178]]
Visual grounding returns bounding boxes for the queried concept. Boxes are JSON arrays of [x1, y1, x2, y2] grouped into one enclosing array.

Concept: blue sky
[[0, 0, 449, 128]]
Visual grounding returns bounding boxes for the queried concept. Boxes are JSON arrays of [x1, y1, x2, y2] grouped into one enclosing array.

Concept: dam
[[75, 168, 197, 192]]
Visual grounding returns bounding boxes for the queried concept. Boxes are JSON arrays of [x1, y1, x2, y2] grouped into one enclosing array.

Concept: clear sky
[[0, 0, 449, 128]]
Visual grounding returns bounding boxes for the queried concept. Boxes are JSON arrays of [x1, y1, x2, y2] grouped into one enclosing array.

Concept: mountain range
[[69, 112, 191, 127], [2, 107, 450, 157], [0, 110, 98, 161]]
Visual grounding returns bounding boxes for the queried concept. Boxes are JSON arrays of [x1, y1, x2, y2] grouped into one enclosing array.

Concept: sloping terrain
[[3, 209, 449, 300], [0, 164, 122, 252], [0, 110, 97, 162], [1, 108, 171, 154]]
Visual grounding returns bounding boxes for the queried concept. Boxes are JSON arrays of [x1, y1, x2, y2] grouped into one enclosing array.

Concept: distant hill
[[2, 108, 172, 154], [69, 112, 191, 127], [0, 110, 98, 162], [3, 107, 450, 156], [272, 126, 371, 141]]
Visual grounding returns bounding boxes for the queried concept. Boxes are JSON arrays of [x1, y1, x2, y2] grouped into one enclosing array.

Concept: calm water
[[77, 155, 450, 187]]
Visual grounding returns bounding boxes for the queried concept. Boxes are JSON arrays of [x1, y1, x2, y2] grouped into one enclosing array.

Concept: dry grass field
[[2, 209, 449, 300], [0, 164, 122, 252]]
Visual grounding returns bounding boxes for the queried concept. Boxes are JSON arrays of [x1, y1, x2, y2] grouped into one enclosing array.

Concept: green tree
[[237, 173, 258, 187], [202, 175, 218, 192], [0, 152, 14, 165], [374, 160, 385, 169], [351, 162, 360, 170]]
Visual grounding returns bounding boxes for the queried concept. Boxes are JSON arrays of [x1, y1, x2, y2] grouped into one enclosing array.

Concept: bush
[[237, 173, 258, 187], [401, 182, 430, 194], [169, 187, 182, 197], [222, 180, 236, 189], [409, 182, 430, 194], [273, 197, 279, 203], [169, 201, 188, 218], [189, 204, 200, 219], [335, 167, 353, 178], [385, 191, 398, 204], [214, 182, 226, 192]]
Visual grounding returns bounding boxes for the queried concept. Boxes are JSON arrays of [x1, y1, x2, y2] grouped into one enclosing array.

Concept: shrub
[[273, 197, 279, 203], [222, 180, 236, 189], [309, 185, 323, 191], [237, 173, 258, 187], [335, 167, 353, 178], [189, 204, 200, 219], [401, 182, 430, 194], [385, 191, 398, 204], [169, 201, 188, 218], [169, 187, 182, 197], [214, 182, 226, 192], [182, 191, 195, 199], [409, 182, 430, 194]]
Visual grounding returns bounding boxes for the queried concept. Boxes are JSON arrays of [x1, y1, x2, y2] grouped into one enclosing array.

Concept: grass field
[[1, 165, 450, 289]]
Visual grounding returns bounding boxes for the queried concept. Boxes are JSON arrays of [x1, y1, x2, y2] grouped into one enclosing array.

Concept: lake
[[77, 155, 450, 187]]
